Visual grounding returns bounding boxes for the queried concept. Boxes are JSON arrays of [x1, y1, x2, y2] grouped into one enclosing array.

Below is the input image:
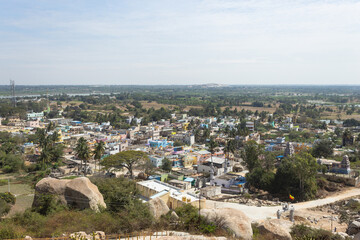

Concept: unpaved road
[[206, 188, 360, 221]]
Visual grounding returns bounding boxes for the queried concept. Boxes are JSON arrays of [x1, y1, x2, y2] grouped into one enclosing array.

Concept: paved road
[[206, 188, 360, 221]]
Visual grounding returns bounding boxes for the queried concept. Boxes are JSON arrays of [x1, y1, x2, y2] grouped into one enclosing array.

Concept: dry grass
[[139, 101, 201, 111], [321, 112, 360, 120], [0, 182, 34, 217]]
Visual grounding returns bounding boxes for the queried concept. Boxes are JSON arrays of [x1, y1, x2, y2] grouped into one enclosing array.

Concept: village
[[1, 93, 360, 239]]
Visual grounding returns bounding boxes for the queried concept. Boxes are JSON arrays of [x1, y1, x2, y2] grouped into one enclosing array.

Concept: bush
[[0, 199, 11, 217], [0, 179, 7, 186], [291, 224, 348, 240], [174, 204, 227, 235], [0, 192, 16, 205], [32, 193, 64, 216], [0, 224, 23, 240]]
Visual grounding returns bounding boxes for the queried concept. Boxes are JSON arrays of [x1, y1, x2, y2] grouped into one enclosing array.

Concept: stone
[[347, 199, 360, 206], [347, 220, 360, 235], [24, 236, 32, 240], [257, 219, 292, 240], [94, 231, 106, 240], [69, 231, 106, 240], [33, 177, 106, 212], [70, 232, 91, 240], [338, 232, 350, 240], [148, 198, 170, 219], [153, 232, 227, 240], [170, 211, 179, 220], [65, 177, 106, 211], [32, 177, 70, 207], [200, 208, 252, 240]]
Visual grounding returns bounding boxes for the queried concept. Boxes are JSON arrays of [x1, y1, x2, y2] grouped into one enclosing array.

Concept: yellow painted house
[[136, 179, 205, 210]]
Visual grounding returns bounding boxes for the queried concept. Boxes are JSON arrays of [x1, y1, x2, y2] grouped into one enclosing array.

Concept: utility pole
[[10, 79, 16, 107], [198, 188, 201, 227]]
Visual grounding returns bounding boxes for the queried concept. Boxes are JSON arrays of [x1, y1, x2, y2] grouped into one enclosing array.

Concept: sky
[[0, 0, 360, 85]]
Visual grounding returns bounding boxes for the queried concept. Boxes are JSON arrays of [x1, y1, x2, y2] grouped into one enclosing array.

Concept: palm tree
[[208, 137, 218, 184], [75, 137, 91, 176], [93, 141, 105, 173], [224, 139, 235, 173]]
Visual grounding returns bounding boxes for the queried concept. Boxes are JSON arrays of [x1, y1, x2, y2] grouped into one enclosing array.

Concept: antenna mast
[[10, 79, 16, 107]]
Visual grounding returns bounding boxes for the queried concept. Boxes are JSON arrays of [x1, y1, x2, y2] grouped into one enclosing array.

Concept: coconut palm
[[208, 137, 218, 165], [75, 137, 91, 176], [224, 139, 235, 173], [93, 141, 105, 172]]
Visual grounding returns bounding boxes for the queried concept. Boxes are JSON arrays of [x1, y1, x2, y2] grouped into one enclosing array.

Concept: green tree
[[242, 141, 263, 172], [161, 157, 172, 172], [93, 141, 105, 172], [101, 150, 149, 179], [208, 137, 218, 166], [312, 140, 334, 158], [342, 129, 353, 146], [75, 137, 91, 176], [274, 152, 318, 201], [224, 139, 235, 173], [246, 167, 275, 192]]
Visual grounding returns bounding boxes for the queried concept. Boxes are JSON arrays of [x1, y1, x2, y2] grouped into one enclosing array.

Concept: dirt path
[[206, 188, 360, 221]]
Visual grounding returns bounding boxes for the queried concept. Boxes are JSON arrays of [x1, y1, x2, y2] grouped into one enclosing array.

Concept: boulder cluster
[[33, 177, 106, 211]]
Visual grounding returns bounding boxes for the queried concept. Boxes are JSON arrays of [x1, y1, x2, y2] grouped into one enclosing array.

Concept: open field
[[321, 112, 360, 121], [139, 101, 201, 111], [0, 181, 34, 217]]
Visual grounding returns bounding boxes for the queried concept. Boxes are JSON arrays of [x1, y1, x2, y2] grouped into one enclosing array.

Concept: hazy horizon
[[1, 0, 360, 85]]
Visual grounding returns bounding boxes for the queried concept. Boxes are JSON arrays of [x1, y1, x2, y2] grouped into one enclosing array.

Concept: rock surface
[[347, 220, 360, 235], [338, 232, 350, 240], [354, 232, 360, 240], [148, 198, 170, 219], [347, 199, 360, 206], [69, 231, 106, 240], [152, 231, 227, 240], [257, 219, 292, 240], [33, 177, 106, 211], [200, 208, 252, 240]]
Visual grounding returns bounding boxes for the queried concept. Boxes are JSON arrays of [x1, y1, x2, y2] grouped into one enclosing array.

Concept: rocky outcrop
[[69, 231, 106, 240], [65, 177, 106, 211], [257, 219, 292, 240], [33, 177, 106, 211], [338, 232, 350, 240], [152, 231, 227, 240], [200, 208, 252, 240], [347, 219, 360, 235], [347, 199, 360, 207], [148, 198, 170, 219]]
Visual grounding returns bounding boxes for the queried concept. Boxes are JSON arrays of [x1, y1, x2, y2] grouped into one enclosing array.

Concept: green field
[[0, 181, 34, 217]]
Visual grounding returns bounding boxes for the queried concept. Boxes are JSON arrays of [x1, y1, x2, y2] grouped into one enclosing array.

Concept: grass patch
[[0, 183, 33, 196]]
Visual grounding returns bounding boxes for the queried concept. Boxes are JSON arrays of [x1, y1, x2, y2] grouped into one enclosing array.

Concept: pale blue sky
[[0, 0, 359, 85]]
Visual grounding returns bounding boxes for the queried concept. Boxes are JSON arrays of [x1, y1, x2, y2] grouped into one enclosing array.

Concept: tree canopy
[[101, 150, 149, 178]]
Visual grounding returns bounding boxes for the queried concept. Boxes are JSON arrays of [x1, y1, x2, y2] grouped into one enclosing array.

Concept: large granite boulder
[[32, 177, 70, 206], [33, 177, 106, 211], [257, 219, 292, 240], [200, 208, 252, 240], [148, 198, 170, 219]]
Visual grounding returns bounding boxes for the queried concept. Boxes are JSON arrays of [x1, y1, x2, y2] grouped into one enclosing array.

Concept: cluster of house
[[2, 109, 359, 210]]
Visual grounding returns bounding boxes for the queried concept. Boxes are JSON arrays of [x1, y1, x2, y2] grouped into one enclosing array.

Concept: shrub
[[0, 179, 7, 186], [0, 199, 11, 217], [32, 193, 64, 216], [291, 224, 348, 240]]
